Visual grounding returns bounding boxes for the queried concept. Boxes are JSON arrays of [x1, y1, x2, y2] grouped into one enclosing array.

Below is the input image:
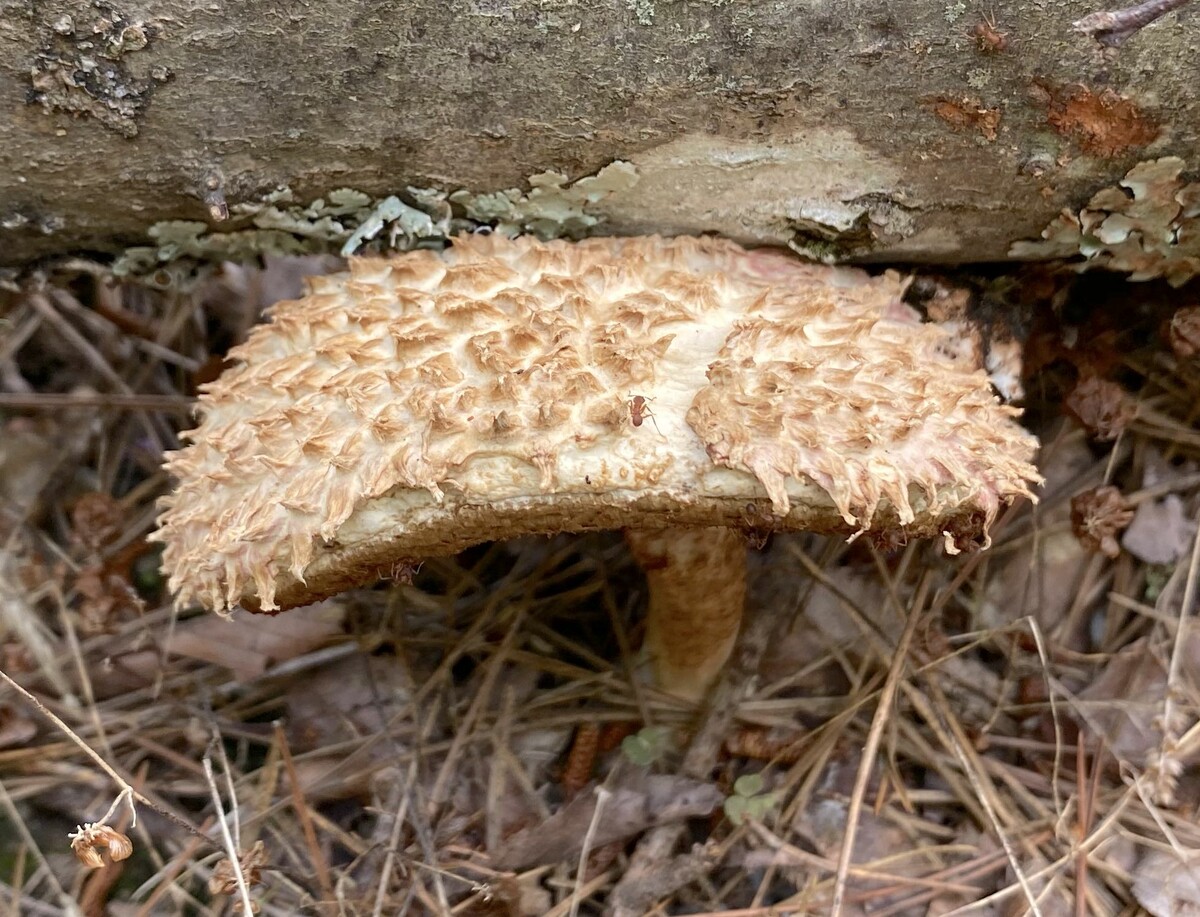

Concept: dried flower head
[[1071, 485, 1134, 558], [68, 823, 133, 868], [70, 492, 124, 553], [1065, 375, 1137, 440], [208, 839, 268, 898]]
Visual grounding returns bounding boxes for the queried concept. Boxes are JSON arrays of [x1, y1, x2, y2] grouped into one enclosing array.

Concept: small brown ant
[[972, 10, 1008, 52], [627, 394, 664, 436]]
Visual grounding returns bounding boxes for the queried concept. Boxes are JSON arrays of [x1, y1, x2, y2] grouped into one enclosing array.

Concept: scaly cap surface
[[153, 234, 1040, 613]]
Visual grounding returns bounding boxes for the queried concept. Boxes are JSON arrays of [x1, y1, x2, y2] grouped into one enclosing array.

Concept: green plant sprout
[[620, 725, 672, 767], [723, 772, 779, 824]]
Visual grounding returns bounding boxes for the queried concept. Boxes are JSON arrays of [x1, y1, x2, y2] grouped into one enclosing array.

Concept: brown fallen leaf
[[70, 492, 124, 553], [1076, 630, 1200, 765], [284, 651, 412, 750], [74, 563, 144, 636], [166, 602, 345, 681], [209, 839, 268, 896], [209, 839, 268, 914], [491, 769, 723, 871]]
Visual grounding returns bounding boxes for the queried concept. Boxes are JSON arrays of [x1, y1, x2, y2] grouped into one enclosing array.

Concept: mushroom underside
[[241, 487, 993, 613]]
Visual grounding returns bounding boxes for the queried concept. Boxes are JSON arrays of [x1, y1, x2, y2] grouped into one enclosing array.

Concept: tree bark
[[0, 0, 1196, 268]]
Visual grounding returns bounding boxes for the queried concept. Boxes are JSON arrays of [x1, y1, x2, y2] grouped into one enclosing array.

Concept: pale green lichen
[[339, 194, 449, 256], [943, 2, 967, 22], [112, 161, 638, 279], [449, 161, 639, 239], [965, 68, 990, 91], [1009, 157, 1200, 286], [627, 0, 656, 26]]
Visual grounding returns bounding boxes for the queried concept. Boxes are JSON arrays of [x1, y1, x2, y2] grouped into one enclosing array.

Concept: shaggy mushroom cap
[[154, 234, 1039, 625]]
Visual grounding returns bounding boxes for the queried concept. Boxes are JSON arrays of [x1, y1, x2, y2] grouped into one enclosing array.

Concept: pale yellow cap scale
[[154, 234, 1040, 699]]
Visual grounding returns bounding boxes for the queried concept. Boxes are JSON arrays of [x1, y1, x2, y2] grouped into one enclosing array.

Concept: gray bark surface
[[0, 0, 1197, 268]]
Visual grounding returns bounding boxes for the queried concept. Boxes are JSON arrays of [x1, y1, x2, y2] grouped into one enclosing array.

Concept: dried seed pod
[[209, 839, 268, 897], [155, 235, 1041, 699], [68, 823, 133, 868], [561, 722, 601, 800]]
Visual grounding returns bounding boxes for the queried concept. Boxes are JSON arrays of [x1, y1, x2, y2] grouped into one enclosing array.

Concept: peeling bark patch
[[929, 95, 1000, 142], [27, 8, 168, 138], [1037, 83, 1159, 157]]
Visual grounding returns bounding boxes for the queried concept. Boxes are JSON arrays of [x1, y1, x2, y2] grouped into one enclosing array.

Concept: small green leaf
[[745, 793, 779, 820], [733, 773, 764, 798], [621, 734, 654, 766], [620, 726, 671, 766], [723, 794, 750, 824]]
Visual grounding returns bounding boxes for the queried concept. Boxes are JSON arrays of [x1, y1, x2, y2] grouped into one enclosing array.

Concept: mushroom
[[153, 234, 1041, 700]]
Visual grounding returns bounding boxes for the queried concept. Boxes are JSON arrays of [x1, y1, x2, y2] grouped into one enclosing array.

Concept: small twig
[[830, 574, 928, 917], [1150, 507, 1200, 804], [0, 668, 136, 825], [274, 723, 336, 906], [569, 785, 611, 917], [0, 392, 195, 412], [1073, 0, 1191, 46], [202, 749, 256, 917], [915, 680, 1045, 917], [0, 778, 73, 912]]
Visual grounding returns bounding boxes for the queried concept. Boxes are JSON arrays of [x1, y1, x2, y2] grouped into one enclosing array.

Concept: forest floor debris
[[0, 255, 1198, 915]]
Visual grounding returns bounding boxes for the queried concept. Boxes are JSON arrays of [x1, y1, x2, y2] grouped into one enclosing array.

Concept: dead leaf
[[1122, 494, 1197, 565], [209, 839, 268, 913], [285, 652, 412, 750], [74, 564, 143, 635], [1134, 850, 1200, 917], [1076, 630, 1200, 765], [209, 839, 268, 896], [0, 419, 58, 521], [166, 602, 344, 681], [492, 769, 723, 870], [70, 492, 123, 552]]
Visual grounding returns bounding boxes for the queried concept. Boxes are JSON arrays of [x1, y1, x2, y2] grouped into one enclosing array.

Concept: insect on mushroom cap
[[153, 234, 1041, 614]]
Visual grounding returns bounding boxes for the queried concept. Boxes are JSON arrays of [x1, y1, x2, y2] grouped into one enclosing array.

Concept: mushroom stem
[[624, 527, 747, 702]]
